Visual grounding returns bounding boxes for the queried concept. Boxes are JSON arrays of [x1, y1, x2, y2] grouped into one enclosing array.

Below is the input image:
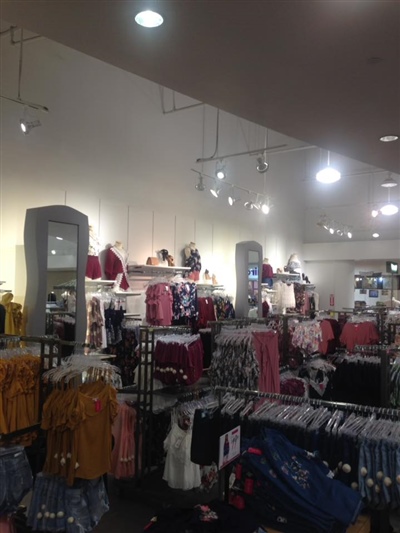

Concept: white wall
[[0, 37, 306, 304], [304, 261, 355, 311]]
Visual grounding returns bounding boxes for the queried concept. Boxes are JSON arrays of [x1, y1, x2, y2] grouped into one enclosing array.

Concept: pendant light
[[380, 174, 398, 216], [316, 151, 341, 184]]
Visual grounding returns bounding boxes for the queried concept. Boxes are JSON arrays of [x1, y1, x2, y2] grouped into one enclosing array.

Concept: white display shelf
[[196, 283, 225, 290], [85, 279, 115, 286], [128, 264, 191, 275]]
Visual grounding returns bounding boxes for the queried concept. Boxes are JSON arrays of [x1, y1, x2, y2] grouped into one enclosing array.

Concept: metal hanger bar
[[214, 386, 400, 419]]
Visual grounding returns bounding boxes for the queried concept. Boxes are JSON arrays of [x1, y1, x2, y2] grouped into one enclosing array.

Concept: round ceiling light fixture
[[379, 135, 399, 143], [372, 233, 380, 238], [135, 10, 164, 28], [380, 204, 399, 216], [381, 176, 398, 188]]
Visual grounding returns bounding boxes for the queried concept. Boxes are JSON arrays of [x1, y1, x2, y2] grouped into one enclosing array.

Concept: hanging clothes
[[171, 281, 198, 321], [145, 282, 173, 326], [110, 401, 140, 479], [154, 334, 204, 386], [292, 320, 322, 355], [340, 320, 379, 352], [197, 296, 216, 328], [0, 446, 32, 515]]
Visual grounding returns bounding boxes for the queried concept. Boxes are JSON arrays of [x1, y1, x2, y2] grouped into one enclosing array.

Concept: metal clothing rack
[[213, 386, 400, 418], [124, 325, 192, 483]]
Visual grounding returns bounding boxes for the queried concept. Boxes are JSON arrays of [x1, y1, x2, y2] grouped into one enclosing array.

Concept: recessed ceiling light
[[135, 10, 164, 28], [379, 135, 399, 143], [372, 233, 380, 238]]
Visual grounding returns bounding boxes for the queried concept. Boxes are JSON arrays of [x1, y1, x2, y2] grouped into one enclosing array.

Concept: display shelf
[[114, 291, 141, 296], [196, 283, 225, 290], [85, 279, 115, 287], [128, 264, 191, 276]]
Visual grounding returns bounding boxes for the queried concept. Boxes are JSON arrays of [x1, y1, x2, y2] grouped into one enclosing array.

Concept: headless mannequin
[[105, 241, 129, 290], [184, 242, 201, 281], [262, 258, 274, 287]]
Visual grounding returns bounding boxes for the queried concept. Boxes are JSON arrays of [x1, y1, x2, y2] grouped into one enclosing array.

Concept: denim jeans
[[0, 446, 32, 514]]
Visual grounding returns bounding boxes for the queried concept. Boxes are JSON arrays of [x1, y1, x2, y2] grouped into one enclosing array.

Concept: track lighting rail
[[160, 86, 203, 114], [196, 144, 315, 164]]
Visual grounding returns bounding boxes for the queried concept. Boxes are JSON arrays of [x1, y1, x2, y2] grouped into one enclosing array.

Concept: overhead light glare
[[51, 250, 56, 255], [135, 10, 164, 28], [215, 161, 226, 180], [261, 203, 270, 215], [210, 183, 220, 198], [256, 156, 269, 173], [347, 232, 352, 239], [372, 233, 380, 238], [56, 236, 63, 241], [316, 167, 341, 184], [381, 204, 399, 216], [379, 135, 398, 143]]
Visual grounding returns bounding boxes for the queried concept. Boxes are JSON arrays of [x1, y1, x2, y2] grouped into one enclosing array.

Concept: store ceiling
[[2, 0, 400, 175]]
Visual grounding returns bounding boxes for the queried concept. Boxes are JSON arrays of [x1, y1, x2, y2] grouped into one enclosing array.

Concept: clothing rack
[[213, 385, 400, 418]]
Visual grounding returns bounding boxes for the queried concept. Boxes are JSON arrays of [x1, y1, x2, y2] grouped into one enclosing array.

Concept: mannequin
[[184, 242, 201, 281], [262, 258, 274, 287], [105, 241, 130, 291], [1, 293, 23, 335], [285, 253, 302, 275], [85, 225, 102, 280]]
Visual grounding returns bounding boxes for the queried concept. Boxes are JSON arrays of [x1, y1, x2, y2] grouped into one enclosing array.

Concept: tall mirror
[[235, 241, 263, 317], [24, 205, 89, 343], [46, 221, 78, 342]]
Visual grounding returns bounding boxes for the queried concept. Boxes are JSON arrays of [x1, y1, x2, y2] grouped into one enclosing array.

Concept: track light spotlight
[[20, 117, 41, 135], [329, 228, 335, 234], [256, 156, 269, 173], [261, 198, 270, 214], [347, 231, 352, 239], [228, 187, 239, 206], [210, 182, 221, 198], [244, 201, 255, 210], [215, 161, 226, 180], [195, 175, 205, 191], [371, 208, 379, 218]]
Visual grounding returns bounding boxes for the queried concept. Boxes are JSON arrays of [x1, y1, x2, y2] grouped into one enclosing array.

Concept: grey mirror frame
[[24, 205, 89, 342], [235, 240, 263, 318]]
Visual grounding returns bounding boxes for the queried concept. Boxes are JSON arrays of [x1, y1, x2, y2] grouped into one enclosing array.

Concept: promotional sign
[[218, 426, 241, 470], [329, 294, 335, 307]]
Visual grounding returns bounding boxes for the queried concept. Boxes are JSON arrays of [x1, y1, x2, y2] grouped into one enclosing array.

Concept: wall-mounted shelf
[[196, 283, 225, 291], [85, 279, 115, 287], [128, 264, 191, 276], [114, 291, 141, 297]]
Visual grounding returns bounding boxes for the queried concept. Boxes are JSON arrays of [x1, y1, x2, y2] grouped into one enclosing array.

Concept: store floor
[[94, 472, 372, 533]]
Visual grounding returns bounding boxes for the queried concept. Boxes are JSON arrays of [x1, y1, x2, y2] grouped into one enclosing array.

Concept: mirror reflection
[[46, 222, 78, 342], [248, 251, 260, 314]]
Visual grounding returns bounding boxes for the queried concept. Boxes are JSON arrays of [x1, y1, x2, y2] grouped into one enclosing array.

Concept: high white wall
[[0, 36, 306, 304], [304, 261, 355, 311]]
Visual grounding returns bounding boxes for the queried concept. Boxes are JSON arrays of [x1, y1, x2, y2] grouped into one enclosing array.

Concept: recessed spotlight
[[379, 135, 398, 143], [135, 10, 164, 28], [372, 233, 380, 238]]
